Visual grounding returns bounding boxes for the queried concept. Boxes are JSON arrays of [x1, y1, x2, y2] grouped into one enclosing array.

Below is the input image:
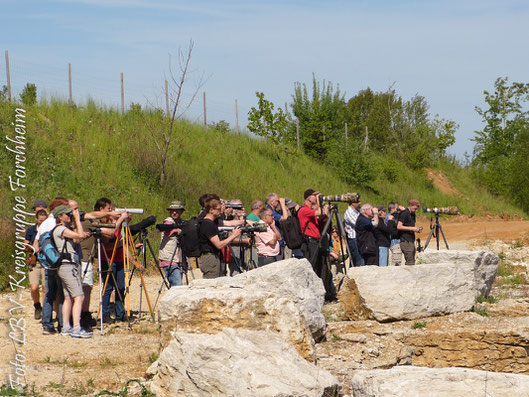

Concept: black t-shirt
[[199, 218, 220, 255], [398, 208, 416, 242], [25, 224, 38, 244]]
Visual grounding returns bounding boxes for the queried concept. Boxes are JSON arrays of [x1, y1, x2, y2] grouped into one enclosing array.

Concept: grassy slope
[[0, 99, 525, 290]]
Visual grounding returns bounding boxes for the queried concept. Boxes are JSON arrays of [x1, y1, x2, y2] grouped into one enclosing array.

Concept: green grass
[[476, 295, 498, 304], [412, 321, 427, 329], [1, 98, 527, 291], [473, 305, 490, 317]]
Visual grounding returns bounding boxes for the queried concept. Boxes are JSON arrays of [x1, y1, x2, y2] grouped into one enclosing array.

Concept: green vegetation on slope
[[0, 99, 525, 290]]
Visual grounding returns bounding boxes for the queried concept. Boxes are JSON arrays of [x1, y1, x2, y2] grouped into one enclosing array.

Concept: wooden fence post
[[296, 117, 300, 149], [68, 63, 73, 105], [235, 98, 240, 135], [5, 50, 11, 102], [165, 80, 170, 117], [203, 91, 207, 130], [120, 72, 124, 115]]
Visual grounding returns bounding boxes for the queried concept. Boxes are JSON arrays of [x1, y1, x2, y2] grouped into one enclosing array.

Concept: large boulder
[[350, 366, 529, 397], [147, 328, 340, 397], [158, 287, 316, 360], [338, 250, 498, 322], [417, 250, 499, 296], [158, 258, 327, 359]]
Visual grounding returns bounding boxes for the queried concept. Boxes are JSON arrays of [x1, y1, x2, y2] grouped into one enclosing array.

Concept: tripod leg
[[438, 224, 450, 250], [424, 227, 435, 250], [436, 223, 440, 251], [334, 209, 352, 275], [146, 239, 170, 289]]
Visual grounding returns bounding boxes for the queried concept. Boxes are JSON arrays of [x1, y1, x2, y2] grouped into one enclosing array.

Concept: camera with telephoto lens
[[422, 206, 459, 215], [225, 203, 244, 211], [156, 220, 186, 232], [219, 223, 268, 234], [318, 193, 360, 203]]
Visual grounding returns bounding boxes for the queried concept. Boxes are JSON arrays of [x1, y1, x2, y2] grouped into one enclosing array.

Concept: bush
[[20, 83, 37, 107]]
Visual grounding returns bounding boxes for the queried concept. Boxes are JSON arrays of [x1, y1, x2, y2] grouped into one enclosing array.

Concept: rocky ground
[[1, 220, 528, 396]]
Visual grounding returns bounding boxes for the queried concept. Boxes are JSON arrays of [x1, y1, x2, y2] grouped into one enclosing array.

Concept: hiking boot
[[34, 303, 42, 320], [102, 314, 115, 324], [80, 311, 96, 329], [42, 327, 56, 335], [71, 328, 93, 339]]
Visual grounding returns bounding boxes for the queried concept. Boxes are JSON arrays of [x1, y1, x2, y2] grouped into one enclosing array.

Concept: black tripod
[[423, 211, 449, 250], [314, 202, 353, 276]]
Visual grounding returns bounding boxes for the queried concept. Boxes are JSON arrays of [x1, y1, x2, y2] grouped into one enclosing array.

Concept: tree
[[473, 77, 529, 165], [247, 92, 290, 167], [144, 40, 205, 187], [291, 75, 346, 160], [20, 83, 37, 106]]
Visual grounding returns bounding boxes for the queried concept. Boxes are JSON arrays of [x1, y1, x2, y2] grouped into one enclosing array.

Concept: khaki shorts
[[29, 263, 45, 286], [58, 262, 84, 298], [199, 253, 222, 279]]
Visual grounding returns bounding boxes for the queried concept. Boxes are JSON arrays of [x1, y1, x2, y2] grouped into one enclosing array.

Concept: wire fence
[[2, 50, 253, 134]]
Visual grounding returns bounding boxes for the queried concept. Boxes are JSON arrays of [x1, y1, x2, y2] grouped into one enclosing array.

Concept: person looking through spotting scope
[[158, 200, 186, 287], [397, 199, 423, 266]]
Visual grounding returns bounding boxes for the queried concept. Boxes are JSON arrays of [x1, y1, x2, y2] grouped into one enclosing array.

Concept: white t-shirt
[[35, 215, 56, 241]]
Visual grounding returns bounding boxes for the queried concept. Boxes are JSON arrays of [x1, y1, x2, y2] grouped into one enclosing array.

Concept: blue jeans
[[378, 247, 389, 267], [42, 269, 63, 330], [347, 238, 365, 267], [163, 265, 183, 287], [102, 262, 125, 320]]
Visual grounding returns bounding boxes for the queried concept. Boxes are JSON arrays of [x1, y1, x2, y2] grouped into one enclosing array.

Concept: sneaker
[[60, 327, 73, 337], [71, 328, 93, 339], [42, 327, 56, 335], [109, 303, 116, 320], [34, 306, 42, 320]]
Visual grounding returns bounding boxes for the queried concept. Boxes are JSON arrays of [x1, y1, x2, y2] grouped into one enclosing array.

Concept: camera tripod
[[131, 228, 172, 319], [315, 202, 353, 276], [423, 211, 449, 251], [99, 222, 155, 322]]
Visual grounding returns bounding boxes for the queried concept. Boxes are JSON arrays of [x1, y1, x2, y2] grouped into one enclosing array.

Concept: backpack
[[37, 226, 67, 270], [180, 217, 202, 258], [280, 212, 305, 250]]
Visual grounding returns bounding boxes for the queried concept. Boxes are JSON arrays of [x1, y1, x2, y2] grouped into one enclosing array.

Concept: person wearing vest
[[159, 200, 187, 287]]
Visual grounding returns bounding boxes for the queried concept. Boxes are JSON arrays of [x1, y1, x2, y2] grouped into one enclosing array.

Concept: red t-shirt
[[298, 205, 321, 239]]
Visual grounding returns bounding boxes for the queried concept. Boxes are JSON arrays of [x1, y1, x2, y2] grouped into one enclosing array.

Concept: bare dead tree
[[145, 40, 206, 187]]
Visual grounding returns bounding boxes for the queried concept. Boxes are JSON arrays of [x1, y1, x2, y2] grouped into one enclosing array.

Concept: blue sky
[[2, 0, 528, 158]]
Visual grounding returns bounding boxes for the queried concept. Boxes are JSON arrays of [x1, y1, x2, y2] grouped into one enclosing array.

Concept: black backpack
[[180, 217, 202, 258], [280, 212, 305, 250]]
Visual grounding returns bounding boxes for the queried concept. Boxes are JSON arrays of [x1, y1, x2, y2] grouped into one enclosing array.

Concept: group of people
[[25, 197, 135, 338], [25, 192, 423, 336], [344, 199, 422, 268]]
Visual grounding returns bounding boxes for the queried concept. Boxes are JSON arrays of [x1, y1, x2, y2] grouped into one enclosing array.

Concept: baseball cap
[[32, 200, 47, 209], [376, 205, 387, 212], [304, 189, 320, 200], [52, 205, 72, 218]]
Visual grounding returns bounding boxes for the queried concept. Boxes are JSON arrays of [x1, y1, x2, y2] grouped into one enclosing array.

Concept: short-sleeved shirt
[[267, 205, 285, 247], [298, 205, 321, 239], [255, 221, 280, 256], [80, 220, 98, 261], [25, 224, 38, 244], [246, 212, 260, 222], [398, 208, 416, 242], [199, 218, 220, 256], [35, 216, 56, 241], [53, 225, 80, 264]]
